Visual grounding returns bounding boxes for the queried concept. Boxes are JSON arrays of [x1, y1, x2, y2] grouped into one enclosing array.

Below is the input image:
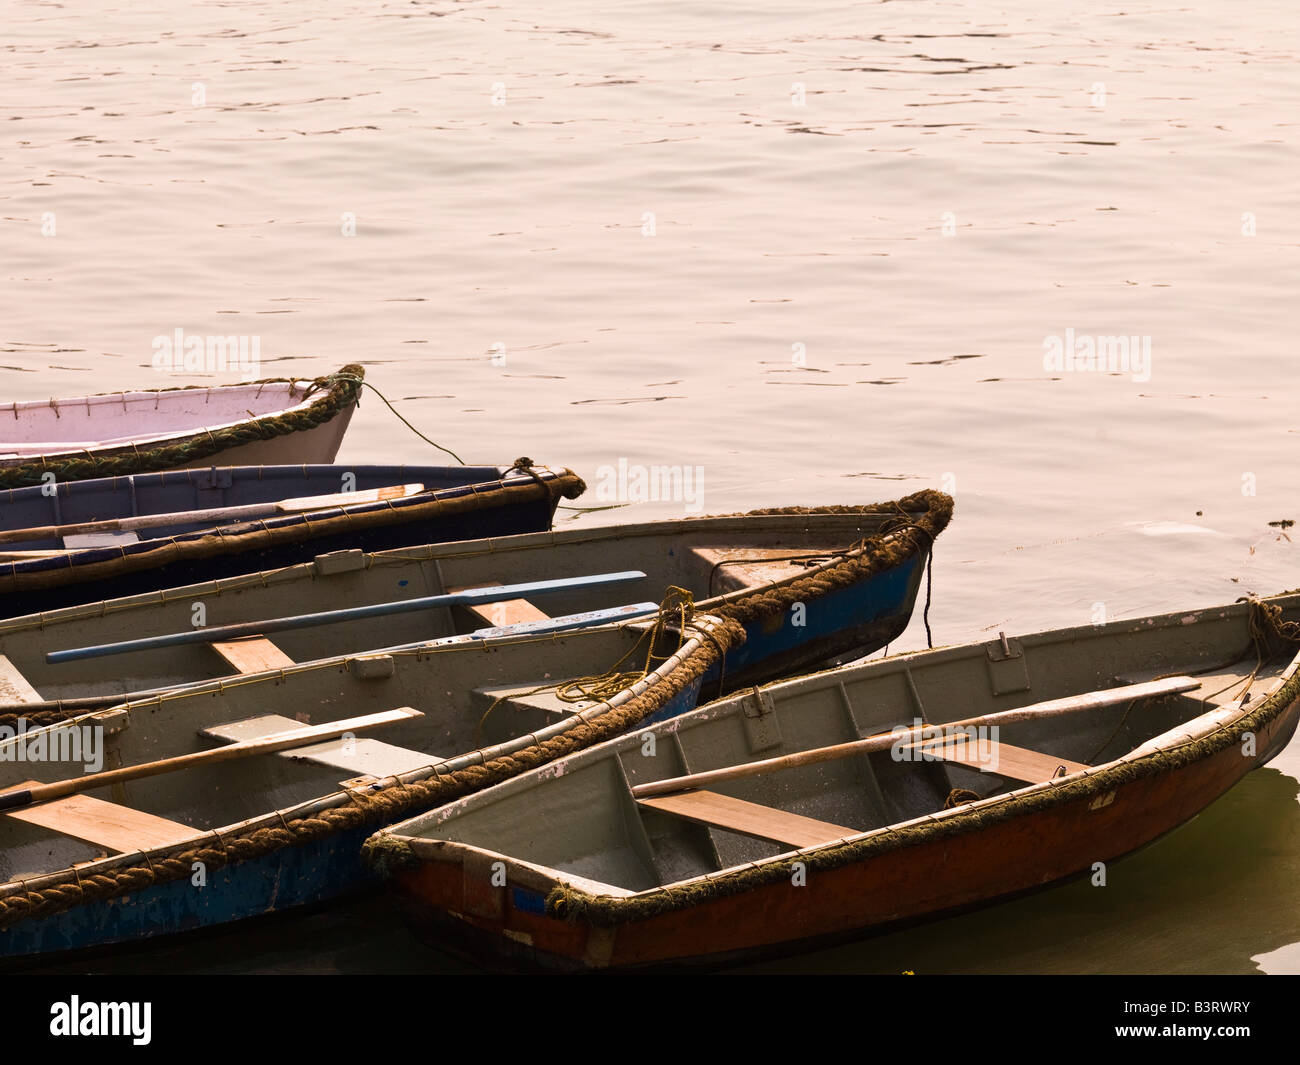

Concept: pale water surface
[[3, 0, 1298, 973]]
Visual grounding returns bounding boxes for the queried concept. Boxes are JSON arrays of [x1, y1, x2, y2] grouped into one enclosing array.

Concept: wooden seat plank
[[0, 654, 42, 705], [201, 714, 438, 777], [63, 530, 140, 550], [210, 636, 295, 675], [475, 682, 589, 717], [638, 790, 858, 849], [905, 737, 1088, 783], [469, 599, 550, 628], [5, 782, 192, 853], [289, 737, 438, 776], [691, 547, 818, 594], [449, 581, 550, 628]]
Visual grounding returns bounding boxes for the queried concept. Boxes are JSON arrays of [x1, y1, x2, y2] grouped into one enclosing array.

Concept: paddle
[[629, 675, 1202, 798], [0, 707, 423, 812], [45, 571, 649, 664], [0, 483, 426, 546]]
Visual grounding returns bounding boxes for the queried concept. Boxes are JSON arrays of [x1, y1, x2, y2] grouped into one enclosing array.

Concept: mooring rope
[[1082, 597, 1300, 764], [474, 586, 699, 744], [556, 587, 695, 702], [326, 373, 467, 465]]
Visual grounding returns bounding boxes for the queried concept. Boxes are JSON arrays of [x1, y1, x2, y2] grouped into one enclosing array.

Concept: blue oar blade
[[45, 570, 648, 664]]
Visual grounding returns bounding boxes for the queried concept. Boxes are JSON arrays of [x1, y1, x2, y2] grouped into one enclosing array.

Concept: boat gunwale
[[0, 465, 576, 582], [0, 499, 933, 638]]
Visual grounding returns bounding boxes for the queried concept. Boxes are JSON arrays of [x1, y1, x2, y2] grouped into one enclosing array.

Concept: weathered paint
[[2, 822, 376, 959], [701, 555, 924, 692]]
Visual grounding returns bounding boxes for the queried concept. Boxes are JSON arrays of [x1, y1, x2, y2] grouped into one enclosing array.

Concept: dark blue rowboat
[[0, 463, 585, 619]]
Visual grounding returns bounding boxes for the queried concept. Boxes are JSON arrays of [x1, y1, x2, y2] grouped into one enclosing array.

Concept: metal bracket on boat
[[985, 632, 1030, 696], [741, 687, 783, 754], [90, 708, 131, 736], [197, 468, 234, 491], [314, 549, 367, 576], [349, 655, 395, 680]]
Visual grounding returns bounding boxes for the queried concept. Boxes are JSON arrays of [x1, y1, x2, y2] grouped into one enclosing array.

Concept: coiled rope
[[475, 586, 701, 743]]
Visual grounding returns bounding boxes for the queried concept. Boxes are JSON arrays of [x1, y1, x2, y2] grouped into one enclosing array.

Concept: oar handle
[[0, 707, 424, 811], [0, 787, 34, 812], [0, 484, 426, 545], [630, 675, 1201, 798]]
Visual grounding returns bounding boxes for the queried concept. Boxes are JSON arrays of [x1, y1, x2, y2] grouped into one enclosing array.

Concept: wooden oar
[[0, 706, 423, 812], [0, 483, 426, 546], [45, 570, 648, 664], [630, 675, 1201, 799]]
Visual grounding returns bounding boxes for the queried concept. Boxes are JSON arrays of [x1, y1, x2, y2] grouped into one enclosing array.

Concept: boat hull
[[170, 401, 355, 468], [0, 465, 583, 619], [701, 553, 925, 697], [387, 689, 1300, 971], [0, 366, 362, 487], [368, 594, 1300, 971], [0, 494, 946, 716]]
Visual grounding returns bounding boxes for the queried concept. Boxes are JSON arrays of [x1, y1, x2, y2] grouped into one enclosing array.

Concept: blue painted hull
[[0, 465, 569, 619], [702, 553, 926, 694]]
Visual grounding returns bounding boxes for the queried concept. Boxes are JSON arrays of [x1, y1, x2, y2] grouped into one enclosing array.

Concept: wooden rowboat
[[365, 594, 1300, 970], [0, 606, 730, 960], [0, 491, 949, 721], [0, 462, 585, 619], [0, 365, 363, 489]]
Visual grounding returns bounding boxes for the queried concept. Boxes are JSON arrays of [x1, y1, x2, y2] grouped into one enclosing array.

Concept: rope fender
[[710, 490, 953, 628]]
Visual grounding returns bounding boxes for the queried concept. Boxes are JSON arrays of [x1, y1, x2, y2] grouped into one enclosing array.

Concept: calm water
[[4, 0, 1299, 973]]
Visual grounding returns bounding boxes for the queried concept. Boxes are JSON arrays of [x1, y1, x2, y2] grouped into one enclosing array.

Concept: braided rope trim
[[0, 365, 365, 490], [0, 469, 587, 600], [709, 490, 953, 628], [0, 488, 929, 731], [0, 617, 747, 933]]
